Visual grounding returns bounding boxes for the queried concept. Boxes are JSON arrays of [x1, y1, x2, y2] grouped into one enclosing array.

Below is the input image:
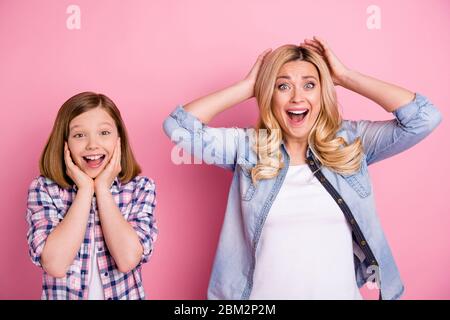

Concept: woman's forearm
[[340, 70, 415, 113], [95, 188, 143, 273], [41, 187, 93, 278], [184, 79, 254, 124]]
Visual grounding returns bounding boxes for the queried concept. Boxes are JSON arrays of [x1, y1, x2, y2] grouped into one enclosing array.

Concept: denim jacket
[[163, 93, 442, 300]]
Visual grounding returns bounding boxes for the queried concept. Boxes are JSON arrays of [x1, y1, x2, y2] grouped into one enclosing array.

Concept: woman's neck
[[284, 139, 308, 165]]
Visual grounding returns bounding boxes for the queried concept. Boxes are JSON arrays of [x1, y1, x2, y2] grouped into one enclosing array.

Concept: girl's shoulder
[[121, 175, 156, 192], [27, 176, 71, 208], [28, 175, 64, 193]]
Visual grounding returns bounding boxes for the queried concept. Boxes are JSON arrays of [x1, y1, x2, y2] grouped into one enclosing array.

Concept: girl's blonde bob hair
[[39, 92, 141, 189], [251, 45, 363, 183]]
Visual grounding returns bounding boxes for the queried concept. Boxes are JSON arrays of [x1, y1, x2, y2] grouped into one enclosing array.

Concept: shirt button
[[337, 198, 343, 204], [320, 177, 325, 182], [350, 219, 356, 224], [361, 240, 367, 246], [98, 247, 103, 252], [104, 272, 108, 277], [309, 160, 314, 166]]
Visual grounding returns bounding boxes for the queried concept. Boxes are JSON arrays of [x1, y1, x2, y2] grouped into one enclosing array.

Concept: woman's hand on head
[[94, 137, 122, 193], [243, 48, 272, 97], [64, 142, 94, 192], [300, 36, 350, 86]]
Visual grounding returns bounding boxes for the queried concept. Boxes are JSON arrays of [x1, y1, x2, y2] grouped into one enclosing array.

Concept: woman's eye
[[278, 83, 289, 91], [101, 131, 111, 136], [304, 82, 315, 89]]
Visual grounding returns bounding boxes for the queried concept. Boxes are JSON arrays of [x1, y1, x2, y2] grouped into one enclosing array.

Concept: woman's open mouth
[[82, 154, 106, 169], [286, 109, 309, 126]]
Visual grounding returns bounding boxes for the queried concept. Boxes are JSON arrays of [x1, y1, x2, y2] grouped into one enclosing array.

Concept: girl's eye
[[73, 133, 84, 138], [304, 82, 315, 89], [101, 131, 111, 136], [278, 83, 290, 91]]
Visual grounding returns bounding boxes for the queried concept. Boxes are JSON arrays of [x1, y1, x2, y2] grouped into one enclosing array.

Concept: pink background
[[0, 0, 449, 300]]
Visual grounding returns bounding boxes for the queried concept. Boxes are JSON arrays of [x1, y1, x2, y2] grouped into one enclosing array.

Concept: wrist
[[337, 69, 356, 88], [77, 185, 95, 196], [238, 79, 256, 100], [94, 183, 112, 196]]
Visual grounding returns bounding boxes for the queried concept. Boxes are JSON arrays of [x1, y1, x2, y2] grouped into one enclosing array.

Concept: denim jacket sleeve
[[163, 105, 245, 171], [343, 93, 442, 166]]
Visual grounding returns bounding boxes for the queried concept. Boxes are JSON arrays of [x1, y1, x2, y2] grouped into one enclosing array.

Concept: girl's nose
[[85, 138, 99, 150]]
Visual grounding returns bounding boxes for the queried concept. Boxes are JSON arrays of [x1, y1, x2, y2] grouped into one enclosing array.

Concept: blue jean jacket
[[163, 93, 442, 300]]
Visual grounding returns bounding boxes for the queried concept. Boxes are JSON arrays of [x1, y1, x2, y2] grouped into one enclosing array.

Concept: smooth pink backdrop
[[0, 0, 449, 299]]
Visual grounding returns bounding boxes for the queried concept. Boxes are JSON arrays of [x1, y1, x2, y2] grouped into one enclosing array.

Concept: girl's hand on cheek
[[64, 142, 94, 192], [94, 138, 121, 193]]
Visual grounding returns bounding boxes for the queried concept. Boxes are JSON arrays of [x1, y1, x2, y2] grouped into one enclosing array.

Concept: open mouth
[[286, 109, 309, 124], [82, 154, 106, 168]]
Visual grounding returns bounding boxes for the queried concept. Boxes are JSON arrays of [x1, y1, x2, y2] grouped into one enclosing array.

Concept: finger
[[313, 37, 331, 55], [302, 41, 323, 53], [304, 39, 324, 52], [105, 147, 116, 170], [259, 48, 272, 59], [106, 139, 119, 171], [117, 138, 121, 162], [301, 43, 323, 55], [254, 49, 272, 68], [64, 142, 70, 167], [64, 142, 74, 167], [313, 36, 328, 50], [115, 138, 122, 170], [301, 42, 320, 50], [248, 51, 269, 79], [305, 37, 324, 47]]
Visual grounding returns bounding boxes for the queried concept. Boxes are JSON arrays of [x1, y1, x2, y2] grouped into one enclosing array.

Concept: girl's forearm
[[184, 79, 254, 124], [41, 187, 93, 278], [95, 188, 143, 273], [340, 70, 415, 113]]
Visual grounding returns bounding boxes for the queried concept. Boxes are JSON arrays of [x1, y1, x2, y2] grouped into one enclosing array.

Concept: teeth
[[288, 110, 308, 115], [84, 155, 103, 160]]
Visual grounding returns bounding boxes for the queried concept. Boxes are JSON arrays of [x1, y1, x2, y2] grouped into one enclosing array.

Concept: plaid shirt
[[26, 175, 157, 300]]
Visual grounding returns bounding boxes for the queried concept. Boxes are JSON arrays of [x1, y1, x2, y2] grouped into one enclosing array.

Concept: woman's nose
[[291, 88, 305, 104]]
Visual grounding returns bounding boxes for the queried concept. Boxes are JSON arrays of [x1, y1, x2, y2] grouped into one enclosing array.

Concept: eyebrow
[[69, 121, 114, 131], [276, 75, 318, 81]]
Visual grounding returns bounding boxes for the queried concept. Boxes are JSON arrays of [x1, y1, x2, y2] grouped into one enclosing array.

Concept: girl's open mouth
[[82, 154, 106, 169], [286, 109, 309, 125]]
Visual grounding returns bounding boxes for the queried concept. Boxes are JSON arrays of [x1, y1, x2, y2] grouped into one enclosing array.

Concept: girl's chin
[[86, 172, 100, 179], [82, 165, 105, 178]]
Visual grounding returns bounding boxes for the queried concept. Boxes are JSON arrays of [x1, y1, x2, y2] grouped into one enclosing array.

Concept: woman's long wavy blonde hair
[[251, 45, 363, 184]]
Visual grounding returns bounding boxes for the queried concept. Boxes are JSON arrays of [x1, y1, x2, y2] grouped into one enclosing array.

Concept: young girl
[[163, 37, 442, 300], [27, 92, 157, 300]]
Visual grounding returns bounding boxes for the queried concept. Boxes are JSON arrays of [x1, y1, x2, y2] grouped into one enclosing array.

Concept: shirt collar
[[280, 140, 315, 160]]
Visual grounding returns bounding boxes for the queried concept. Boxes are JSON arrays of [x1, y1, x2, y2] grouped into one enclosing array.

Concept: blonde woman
[[163, 36, 441, 300]]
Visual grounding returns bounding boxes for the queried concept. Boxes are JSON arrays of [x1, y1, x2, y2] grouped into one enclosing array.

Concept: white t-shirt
[[249, 164, 362, 300], [88, 224, 105, 300]]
